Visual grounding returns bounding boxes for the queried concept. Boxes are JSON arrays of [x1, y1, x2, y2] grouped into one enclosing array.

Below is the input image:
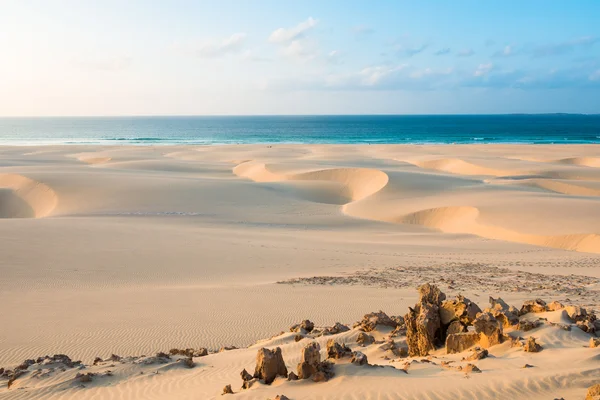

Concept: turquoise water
[[0, 115, 599, 145]]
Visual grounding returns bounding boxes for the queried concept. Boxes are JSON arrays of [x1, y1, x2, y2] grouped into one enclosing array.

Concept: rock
[[464, 348, 488, 361], [523, 337, 542, 353], [518, 320, 543, 332], [406, 302, 442, 356], [290, 320, 314, 333], [108, 354, 122, 362], [294, 334, 303, 342], [219, 346, 237, 352], [240, 368, 253, 382], [463, 364, 482, 374], [354, 310, 399, 332], [326, 339, 352, 359], [520, 299, 547, 315], [93, 357, 103, 365], [356, 332, 375, 346], [75, 372, 94, 383], [547, 301, 564, 311], [440, 295, 481, 325], [274, 396, 290, 400], [287, 372, 298, 381], [489, 296, 511, 311], [446, 332, 480, 354], [473, 312, 503, 348], [297, 342, 321, 380], [222, 384, 233, 395], [378, 339, 406, 357], [418, 283, 446, 305], [590, 337, 600, 348], [180, 357, 195, 368], [577, 320, 596, 334], [565, 306, 590, 322], [253, 347, 288, 384], [169, 348, 208, 357], [351, 351, 368, 366], [587, 384, 600, 400], [446, 320, 468, 335], [522, 364, 534, 368], [322, 322, 350, 335], [312, 361, 334, 382], [6, 370, 25, 389]]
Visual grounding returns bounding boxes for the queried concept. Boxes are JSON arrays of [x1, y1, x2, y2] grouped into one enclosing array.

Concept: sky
[[1, 0, 600, 116]]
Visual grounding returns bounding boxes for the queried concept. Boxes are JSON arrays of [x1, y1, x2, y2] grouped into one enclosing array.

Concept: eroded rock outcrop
[[351, 351, 368, 366], [523, 337, 542, 353], [440, 295, 481, 326], [326, 339, 352, 359], [354, 310, 401, 332], [254, 347, 288, 384], [356, 332, 375, 346], [473, 312, 503, 348], [405, 284, 445, 356], [520, 299, 547, 315], [446, 332, 480, 354]]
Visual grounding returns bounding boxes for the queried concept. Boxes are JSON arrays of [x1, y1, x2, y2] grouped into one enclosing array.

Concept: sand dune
[[0, 174, 57, 218], [0, 144, 599, 399], [555, 157, 600, 168]]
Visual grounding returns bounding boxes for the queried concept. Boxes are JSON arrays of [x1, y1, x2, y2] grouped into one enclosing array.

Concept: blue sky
[[1, 0, 599, 115]]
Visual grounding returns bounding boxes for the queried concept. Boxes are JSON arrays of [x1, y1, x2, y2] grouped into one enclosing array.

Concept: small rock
[[464, 348, 488, 361], [520, 299, 547, 315], [587, 383, 600, 400], [351, 351, 368, 366], [253, 347, 288, 384], [287, 371, 298, 381], [446, 332, 480, 354], [518, 320, 543, 332], [523, 337, 542, 353], [274, 396, 290, 400], [547, 301, 564, 311], [75, 372, 94, 383], [590, 337, 600, 348], [290, 320, 314, 333], [356, 332, 375, 346], [473, 312, 503, 348], [463, 363, 482, 374], [522, 364, 534, 368], [446, 320, 468, 335], [294, 334, 303, 342], [222, 384, 233, 395], [326, 339, 352, 359], [240, 368, 253, 382], [353, 310, 399, 332]]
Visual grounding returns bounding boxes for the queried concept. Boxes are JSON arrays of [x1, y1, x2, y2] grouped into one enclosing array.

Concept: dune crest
[[408, 158, 510, 177], [555, 157, 600, 168], [233, 161, 389, 202], [0, 174, 57, 218]]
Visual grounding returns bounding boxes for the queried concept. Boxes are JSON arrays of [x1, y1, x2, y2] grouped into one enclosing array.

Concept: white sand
[[0, 144, 599, 399]]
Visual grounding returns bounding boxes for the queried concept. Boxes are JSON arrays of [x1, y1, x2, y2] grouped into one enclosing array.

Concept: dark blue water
[[0, 115, 599, 145]]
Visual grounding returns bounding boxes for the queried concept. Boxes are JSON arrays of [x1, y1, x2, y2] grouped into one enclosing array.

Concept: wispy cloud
[[493, 45, 514, 57], [268, 17, 318, 44], [193, 33, 247, 58], [280, 40, 318, 61], [533, 36, 598, 57], [457, 48, 475, 57], [434, 48, 451, 56], [474, 63, 493, 77]]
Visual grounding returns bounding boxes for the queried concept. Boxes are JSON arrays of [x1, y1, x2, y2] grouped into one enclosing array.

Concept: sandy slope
[[0, 144, 599, 399]]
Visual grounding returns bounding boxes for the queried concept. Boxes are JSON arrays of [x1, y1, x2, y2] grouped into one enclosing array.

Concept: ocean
[[0, 115, 599, 145]]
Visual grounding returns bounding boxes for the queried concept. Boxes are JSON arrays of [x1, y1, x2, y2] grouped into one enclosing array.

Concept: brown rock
[[577, 320, 596, 334], [222, 384, 233, 395], [418, 283, 446, 305], [169, 348, 208, 357], [351, 351, 368, 366], [440, 295, 481, 326], [446, 332, 480, 354], [463, 363, 482, 374], [518, 319, 543, 332], [473, 312, 503, 348], [446, 320, 468, 335], [297, 342, 320, 380], [322, 322, 350, 335], [354, 310, 399, 332], [406, 302, 442, 356], [590, 337, 600, 348], [254, 347, 288, 384], [287, 371, 298, 381], [290, 320, 314, 333], [180, 357, 195, 368], [326, 339, 352, 359], [547, 301, 564, 311], [523, 337, 542, 352], [240, 368, 253, 382], [294, 334, 303, 342], [464, 348, 488, 361], [587, 383, 600, 400], [356, 332, 375, 346], [75, 372, 94, 383], [520, 299, 547, 315], [274, 396, 290, 400]]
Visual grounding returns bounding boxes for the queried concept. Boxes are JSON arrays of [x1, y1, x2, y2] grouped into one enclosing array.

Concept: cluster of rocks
[[290, 319, 351, 342], [1, 354, 82, 389]]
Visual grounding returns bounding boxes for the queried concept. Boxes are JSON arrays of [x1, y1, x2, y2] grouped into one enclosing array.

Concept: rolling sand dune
[[0, 144, 599, 399]]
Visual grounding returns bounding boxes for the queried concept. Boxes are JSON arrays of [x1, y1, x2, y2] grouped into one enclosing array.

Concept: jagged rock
[[590, 337, 600, 348], [446, 320, 468, 335], [446, 332, 480, 354], [169, 348, 208, 357], [520, 299, 547, 315], [418, 283, 446, 305], [566, 306, 590, 322], [356, 332, 375, 346], [297, 342, 321, 380], [577, 320, 596, 334], [290, 320, 314, 333], [242, 378, 257, 390], [322, 322, 350, 335], [522, 364, 534, 368], [222, 384, 233, 395], [440, 295, 481, 326], [179, 357, 195, 368], [547, 301, 564, 311], [523, 337, 542, 352], [378, 339, 407, 357], [254, 347, 288, 384], [491, 309, 519, 328], [354, 310, 399, 332], [351, 351, 368, 366], [294, 334, 303, 342], [93, 357, 103, 365], [312, 361, 334, 382], [464, 348, 488, 361], [326, 339, 352, 359], [463, 364, 482, 374], [473, 312, 503, 348], [108, 354, 122, 362], [219, 346, 237, 352], [7, 370, 25, 389], [405, 301, 442, 356], [518, 320, 543, 332], [274, 396, 290, 400], [587, 383, 600, 400], [240, 368, 253, 382], [287, 371, 298, 381]]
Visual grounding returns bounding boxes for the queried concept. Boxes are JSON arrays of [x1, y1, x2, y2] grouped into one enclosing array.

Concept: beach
[[0, 144, 599, 399]]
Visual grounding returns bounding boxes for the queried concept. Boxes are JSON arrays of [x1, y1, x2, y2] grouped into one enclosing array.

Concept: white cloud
[[474, 63, 493, 77], [195, 33, 247, 58], [268, 17, 318, 44], [359, 64, 408, 86], [281, 40, 318, 61]]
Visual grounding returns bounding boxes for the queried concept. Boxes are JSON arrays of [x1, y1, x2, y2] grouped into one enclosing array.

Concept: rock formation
[[405, 284, 445, 356], [254, 347, 288, 384], [473, 312, 503, 348]]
